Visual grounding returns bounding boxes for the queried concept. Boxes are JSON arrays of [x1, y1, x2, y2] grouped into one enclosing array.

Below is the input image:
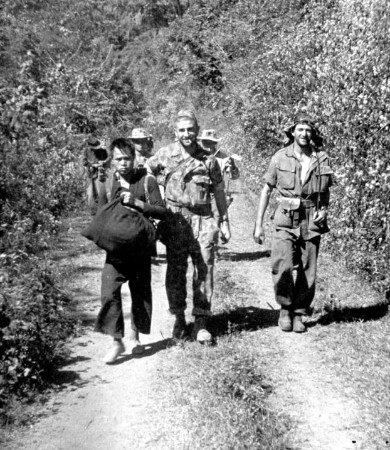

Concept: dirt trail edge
[[6, 180, 365, 450]]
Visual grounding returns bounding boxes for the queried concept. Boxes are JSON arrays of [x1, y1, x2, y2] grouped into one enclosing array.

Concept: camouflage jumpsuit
[[147, 141, 225, 317]]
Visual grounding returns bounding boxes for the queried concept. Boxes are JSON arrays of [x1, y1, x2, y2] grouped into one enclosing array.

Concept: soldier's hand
[[253, 224, 265, 245], [121, 191, 135, 206], [225, 157, 235, 174], [220, 221, 231, 244], [313, 210, 326, 224]]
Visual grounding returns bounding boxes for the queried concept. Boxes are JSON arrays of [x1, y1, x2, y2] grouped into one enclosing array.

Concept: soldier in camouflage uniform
[[199, 129, 240, 242], [130, 128, 154, 169], [147, 110, 230, 343]]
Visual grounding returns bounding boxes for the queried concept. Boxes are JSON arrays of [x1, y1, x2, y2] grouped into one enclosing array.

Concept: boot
[[278, 308, 292, 332], [292, 314, 306, 333], [194, 316, 212, 344], [172, 313, 186, 339]]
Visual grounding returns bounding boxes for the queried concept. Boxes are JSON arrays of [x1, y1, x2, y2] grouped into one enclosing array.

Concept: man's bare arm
[[214, 183, 231, 242], [253, 183, 273, 244]]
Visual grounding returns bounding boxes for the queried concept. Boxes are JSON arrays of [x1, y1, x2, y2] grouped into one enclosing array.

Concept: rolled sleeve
[[263, 158, 277, 188]]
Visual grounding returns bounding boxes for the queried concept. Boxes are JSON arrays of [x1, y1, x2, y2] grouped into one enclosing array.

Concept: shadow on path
[[309, 301, 389, 326], [217, 250, 270, 262], [111, 338, 174, 365], [211, 306, 279, 337]]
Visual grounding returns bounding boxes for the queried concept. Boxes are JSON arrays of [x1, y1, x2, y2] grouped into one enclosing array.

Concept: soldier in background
[[199, 129, 240, 242], [130, 128, 154, 169], [83, 136, 110, 215], [147, 111, 230, 343]]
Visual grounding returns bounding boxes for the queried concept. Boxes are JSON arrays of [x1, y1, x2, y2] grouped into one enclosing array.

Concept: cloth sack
[[81, 197, 156, 257]]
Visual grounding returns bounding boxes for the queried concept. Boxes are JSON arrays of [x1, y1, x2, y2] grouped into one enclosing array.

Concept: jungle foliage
[[129, 0, 390, 295], [1, 0, 390, 422]]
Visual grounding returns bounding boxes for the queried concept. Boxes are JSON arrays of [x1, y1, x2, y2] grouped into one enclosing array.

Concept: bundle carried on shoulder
[[81, 197, 156, 257]]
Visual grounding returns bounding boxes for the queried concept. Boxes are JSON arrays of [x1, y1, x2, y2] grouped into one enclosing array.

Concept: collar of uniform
[[285, 143, 318, 161], [174, 141, 206, 160]]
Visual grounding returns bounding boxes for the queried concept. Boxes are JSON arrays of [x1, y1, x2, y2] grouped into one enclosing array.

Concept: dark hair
[[109, 138, 135, 157]]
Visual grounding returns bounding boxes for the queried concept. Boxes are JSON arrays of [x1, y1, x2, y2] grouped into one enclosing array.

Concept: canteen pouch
[[274, 197, 301, 229]]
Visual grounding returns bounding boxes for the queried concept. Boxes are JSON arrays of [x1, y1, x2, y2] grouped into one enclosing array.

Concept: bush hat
[[199, 129, 221, 142], [87, 136, 103, 149], [283, 113, 323, 147], [130, 128, 152, 140]]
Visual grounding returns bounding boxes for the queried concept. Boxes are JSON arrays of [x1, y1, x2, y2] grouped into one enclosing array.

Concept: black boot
[[172, 313, 186, 339]]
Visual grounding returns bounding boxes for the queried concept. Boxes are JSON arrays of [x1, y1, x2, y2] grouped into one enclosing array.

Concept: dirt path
[[5, 180, 366, 449], [223, 181, 365, 450]]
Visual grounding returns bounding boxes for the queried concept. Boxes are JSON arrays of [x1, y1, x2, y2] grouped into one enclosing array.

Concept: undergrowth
[[0, 254, 78, 426], [155, 266, 292, 449]]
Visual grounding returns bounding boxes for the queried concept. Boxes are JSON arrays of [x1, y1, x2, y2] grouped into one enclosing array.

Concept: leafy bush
[[222, 0, 390, 294], [0, 256, 76, 423], [0, 0, 151, 419]]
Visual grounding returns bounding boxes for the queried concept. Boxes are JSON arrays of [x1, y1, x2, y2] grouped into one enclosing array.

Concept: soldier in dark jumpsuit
[[254, 113, 334, 332]]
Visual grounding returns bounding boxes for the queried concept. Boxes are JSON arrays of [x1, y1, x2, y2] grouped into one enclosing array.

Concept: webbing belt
[[166, 199, 211, 216]]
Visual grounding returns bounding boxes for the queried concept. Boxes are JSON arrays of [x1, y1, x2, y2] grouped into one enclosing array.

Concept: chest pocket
[[165, 161, 212, 207], [276, 161, 296, 190], [184, 172, 212, 206], [310, 166, 333, 193]]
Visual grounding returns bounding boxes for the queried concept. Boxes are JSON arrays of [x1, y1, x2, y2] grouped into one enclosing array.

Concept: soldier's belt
[[166, 199, 211, 216], [277, 196, 316, 209]]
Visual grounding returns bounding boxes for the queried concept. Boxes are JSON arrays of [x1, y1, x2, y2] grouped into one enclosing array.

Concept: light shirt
[[300, 153, 311, 184]]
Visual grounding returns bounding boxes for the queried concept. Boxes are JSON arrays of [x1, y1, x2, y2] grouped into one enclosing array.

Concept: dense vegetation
[[1, 0, 389, 423]]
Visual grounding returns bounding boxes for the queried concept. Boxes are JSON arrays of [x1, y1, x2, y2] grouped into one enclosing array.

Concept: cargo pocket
[[165, 171, 191, 206]]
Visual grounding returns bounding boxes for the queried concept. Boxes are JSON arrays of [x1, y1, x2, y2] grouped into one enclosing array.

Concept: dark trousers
[[87, 177, 107, 215], [95, 253, 152, 338], [271, 230, 320, 314]]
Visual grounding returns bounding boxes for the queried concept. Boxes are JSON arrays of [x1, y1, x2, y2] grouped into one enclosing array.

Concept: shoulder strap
[[144, 174, 152, 204]]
